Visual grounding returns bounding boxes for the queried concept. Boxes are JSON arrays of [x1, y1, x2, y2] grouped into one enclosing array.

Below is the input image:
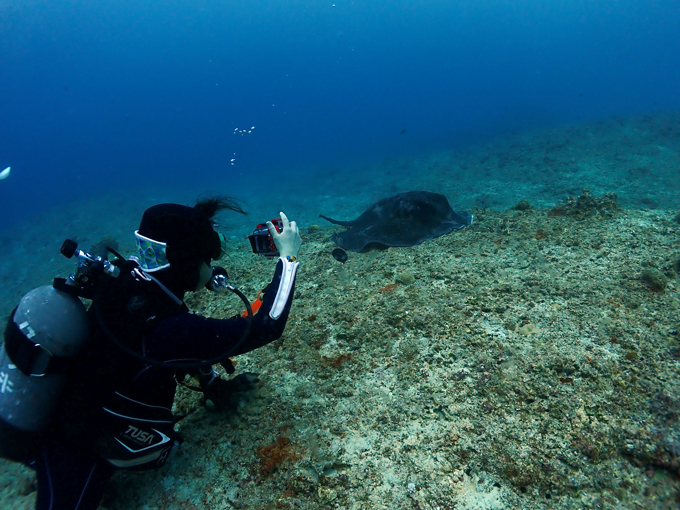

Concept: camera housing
[[248, 219, 282, 257]]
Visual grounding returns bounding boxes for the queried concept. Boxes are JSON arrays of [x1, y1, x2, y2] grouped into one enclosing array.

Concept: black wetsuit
[[34, 257, 297, 510]]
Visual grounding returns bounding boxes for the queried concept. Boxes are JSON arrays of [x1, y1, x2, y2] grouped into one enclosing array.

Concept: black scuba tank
[[0, 285, 89, 462]]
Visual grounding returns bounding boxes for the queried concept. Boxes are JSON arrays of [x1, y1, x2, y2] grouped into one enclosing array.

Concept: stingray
[[319, 191, 473, 252]]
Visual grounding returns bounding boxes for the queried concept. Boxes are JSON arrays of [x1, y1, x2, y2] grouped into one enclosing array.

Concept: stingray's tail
[[319, 214, 354, 227]]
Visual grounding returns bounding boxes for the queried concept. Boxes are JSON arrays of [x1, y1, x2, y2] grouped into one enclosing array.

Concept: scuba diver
[[0, 196, 302, 509]]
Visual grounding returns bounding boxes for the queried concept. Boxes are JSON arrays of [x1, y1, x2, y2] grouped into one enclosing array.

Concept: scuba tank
[[0, 285, 90, 462], [0, 239, 117, 462]]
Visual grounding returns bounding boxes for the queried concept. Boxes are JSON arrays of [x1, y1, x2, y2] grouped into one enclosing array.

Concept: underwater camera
[[248, 219, 282, 257]]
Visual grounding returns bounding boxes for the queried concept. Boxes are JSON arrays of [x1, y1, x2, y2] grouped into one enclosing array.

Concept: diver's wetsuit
[[34, 257, 298, 510]]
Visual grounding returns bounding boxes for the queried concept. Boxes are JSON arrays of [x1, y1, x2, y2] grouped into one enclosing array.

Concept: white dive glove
[[267, 212, 302, 260]]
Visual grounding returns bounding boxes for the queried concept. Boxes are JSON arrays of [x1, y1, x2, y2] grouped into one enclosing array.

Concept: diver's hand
[[267, 212, 301, 259]]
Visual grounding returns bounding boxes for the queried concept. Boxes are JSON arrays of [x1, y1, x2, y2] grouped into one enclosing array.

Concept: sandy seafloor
[[1, 111, 679, 509]]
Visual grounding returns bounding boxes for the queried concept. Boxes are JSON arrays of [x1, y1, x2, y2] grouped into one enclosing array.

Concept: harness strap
[[4, 308, 72, 377]]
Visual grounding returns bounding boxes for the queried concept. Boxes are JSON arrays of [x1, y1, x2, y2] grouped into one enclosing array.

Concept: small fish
[[332, 247, 348, 263], [0, 167, 10, 180]]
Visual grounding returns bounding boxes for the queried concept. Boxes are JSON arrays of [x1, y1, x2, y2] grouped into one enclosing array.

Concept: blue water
[[1, 0, 679, 231]]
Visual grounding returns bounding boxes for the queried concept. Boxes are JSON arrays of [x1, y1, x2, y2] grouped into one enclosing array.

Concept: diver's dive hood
[[137, 203, 221, 291]]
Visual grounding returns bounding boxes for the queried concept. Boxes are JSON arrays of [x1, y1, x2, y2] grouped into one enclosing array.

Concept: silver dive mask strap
[[131, 231, 183, 305], [134, 230, 170, 272]]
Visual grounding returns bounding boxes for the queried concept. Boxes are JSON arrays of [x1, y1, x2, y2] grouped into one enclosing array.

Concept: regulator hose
[[93, 285, 253, 371]]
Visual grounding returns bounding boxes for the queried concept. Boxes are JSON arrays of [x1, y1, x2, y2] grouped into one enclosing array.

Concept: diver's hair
[[194, 195, 247, 219]]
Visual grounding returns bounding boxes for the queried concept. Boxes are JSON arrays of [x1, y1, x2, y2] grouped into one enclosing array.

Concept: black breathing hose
[[93, 286, 253, 371]]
